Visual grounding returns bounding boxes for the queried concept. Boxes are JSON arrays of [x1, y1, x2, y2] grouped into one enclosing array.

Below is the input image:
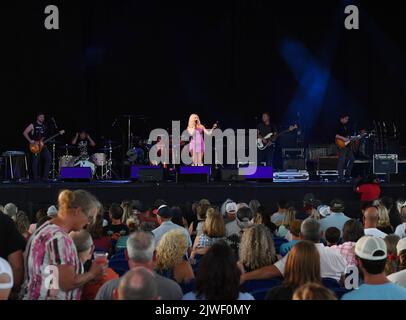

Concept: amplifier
[[283, 159, 306, 170], [318, 156, 338, 171], [177, 166, 211, 183], [373, 154, 398, 174], [282, 148, 305, 159], [131, 166, 163, 182]]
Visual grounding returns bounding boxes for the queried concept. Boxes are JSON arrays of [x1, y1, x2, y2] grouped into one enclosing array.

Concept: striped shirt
[[22, 221, 83, 300]]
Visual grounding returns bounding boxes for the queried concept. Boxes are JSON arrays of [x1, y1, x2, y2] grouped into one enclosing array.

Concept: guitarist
[[335, 114, 355, 182], [22, 112, 51, 181], [257, 112, 278, 167]]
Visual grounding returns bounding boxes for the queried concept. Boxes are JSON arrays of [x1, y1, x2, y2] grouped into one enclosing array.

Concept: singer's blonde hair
[[188, 114, 201, 129]]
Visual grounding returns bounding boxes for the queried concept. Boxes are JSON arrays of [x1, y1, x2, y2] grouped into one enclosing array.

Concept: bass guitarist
[[335, 114, 355, 182], [257, 112, 278, 167], [23, 112, 51, 181]]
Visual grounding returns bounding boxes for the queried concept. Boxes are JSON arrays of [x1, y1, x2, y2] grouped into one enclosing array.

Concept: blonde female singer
[[187, 114, 217, 166]]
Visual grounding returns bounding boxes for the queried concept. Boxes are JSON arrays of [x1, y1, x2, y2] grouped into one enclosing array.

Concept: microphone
[[51, 117, 58, 129]]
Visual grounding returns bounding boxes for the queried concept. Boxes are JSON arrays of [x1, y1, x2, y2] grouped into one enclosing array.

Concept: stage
[[1, 180, 406, 219]]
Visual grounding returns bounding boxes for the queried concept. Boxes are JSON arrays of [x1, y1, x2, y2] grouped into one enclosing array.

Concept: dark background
[[1, 0, 405, 152]]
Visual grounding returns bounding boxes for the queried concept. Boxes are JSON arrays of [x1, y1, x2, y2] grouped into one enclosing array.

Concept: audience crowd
[[2, 183, 406, 301]]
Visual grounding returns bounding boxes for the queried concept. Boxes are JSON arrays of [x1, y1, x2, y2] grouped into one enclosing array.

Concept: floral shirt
[[331, 241, 357, 267], [22, 221, 83, 300]]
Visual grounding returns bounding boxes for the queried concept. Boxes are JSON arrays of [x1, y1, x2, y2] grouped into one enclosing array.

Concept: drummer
[[71, 129, 96, 160]]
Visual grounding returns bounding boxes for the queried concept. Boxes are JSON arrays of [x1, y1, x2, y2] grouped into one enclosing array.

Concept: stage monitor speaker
[[177, 166, 211, 183], [220, 168, 245, 181], [373, 154, 398, 174], [60, 167, 92, 181], [131, 166, 163, 182], [240, 166, 273, 180]]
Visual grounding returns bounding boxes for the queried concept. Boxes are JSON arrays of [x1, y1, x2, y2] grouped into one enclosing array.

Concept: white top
[[274, 243, 348, 281], [319, 212, 351, 237], [225, 220, 241, 238], [0, 257, 13, 290], [271, 212, 285, 226], [388, 269, 406, 288], [364, 228, 387, 239], [395, 223, 406, 239]]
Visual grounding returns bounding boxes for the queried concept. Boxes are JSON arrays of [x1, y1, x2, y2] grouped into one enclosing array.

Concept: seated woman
[[276, 206, 296, 239], [266, 241, 321, 300], [183, 241, 254, 300], [191, 208, 226, 259], [155, 229, 194, 285], [87, 213, 113, 255], [239, 224, 278, 272]]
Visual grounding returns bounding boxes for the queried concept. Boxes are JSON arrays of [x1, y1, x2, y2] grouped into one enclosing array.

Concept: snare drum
[[74, 160, 96, 176], [92, 153, 107, 166], [59, 155, 75, 168]]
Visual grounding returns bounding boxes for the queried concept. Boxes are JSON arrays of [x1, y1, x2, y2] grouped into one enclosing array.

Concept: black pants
[[32, 148, 51, 180], [258, 147, 274, 167], [337, 147, 355, 179]]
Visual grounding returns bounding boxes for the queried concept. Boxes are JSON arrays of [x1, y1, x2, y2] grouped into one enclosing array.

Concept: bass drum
[[59, 155, 75, 169], [92, 153, 107, 166], [74, 160, 96, 176]]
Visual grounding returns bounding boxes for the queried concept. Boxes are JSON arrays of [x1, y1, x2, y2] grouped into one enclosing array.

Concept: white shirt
[[271, 212, 285, 226], [225, 220, 241, 238], [319, 212, 351, 237], [274, 243, 348, 281], [364, 228, 387, 239], [152, 221, 192, 248], [395, 223, 406, 239], [388, 269, 406, 288]]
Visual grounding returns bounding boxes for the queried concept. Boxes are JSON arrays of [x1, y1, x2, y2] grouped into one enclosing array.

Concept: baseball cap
[[157, 205, 173, 218], [47, 205, 58, 217], [396, 238, 406, 255], [4, 203, 18, 218], [355, 236, 387, 261], [330, 199, 345, 212], [318, 205, 331, 217], [225, 202, 237, 213], [0, 257, 13, 290]]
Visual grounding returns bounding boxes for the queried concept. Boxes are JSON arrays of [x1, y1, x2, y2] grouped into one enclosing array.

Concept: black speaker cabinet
[[373, 154, 398, 174]]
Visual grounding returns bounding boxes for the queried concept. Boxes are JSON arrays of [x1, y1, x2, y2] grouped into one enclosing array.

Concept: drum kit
[[50, 139, 120, 180]]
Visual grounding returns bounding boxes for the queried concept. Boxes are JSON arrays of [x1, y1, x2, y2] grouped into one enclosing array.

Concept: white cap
[[47, 205, 58, 217], [355, 236, 387, 261], [0, 257, 13, 290], [396, 238, 406, 255], [4, 203, 18, 217], [318, 205, 331, 217], [225, 202, 237, 213]]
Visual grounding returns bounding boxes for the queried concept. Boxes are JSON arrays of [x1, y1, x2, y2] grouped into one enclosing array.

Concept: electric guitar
[[257, 124, 298, 150], [335, 132, 370, 150], [29, 130, 65, 154]]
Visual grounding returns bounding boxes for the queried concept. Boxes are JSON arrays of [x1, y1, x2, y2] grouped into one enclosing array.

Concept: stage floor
[[1, 180, 406, 219]]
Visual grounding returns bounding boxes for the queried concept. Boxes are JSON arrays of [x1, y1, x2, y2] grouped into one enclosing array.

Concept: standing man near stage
[[335, 114, 355, 182], [257, 112, 278, 167], [23, 112, 51, 181]]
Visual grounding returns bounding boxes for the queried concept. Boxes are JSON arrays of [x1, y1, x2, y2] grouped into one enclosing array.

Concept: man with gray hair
[[95, 231, 182, 300], [117, 267, 159, 300], [241, 218, 348, 282], [3, 203, 18, 220]]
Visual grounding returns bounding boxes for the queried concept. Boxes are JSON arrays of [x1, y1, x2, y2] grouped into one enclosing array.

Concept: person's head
[[203, 208, 225, 238], [239, 224, 277, 270], [236, 206, 254, 230], [384, 234, 400, 276], [355, 236, 387, 277], [363, 206, 380, 228], [303, 193, 316, 208], [281, 206, 296, 228], [340, 114, 349, 124], [35, 208, 47, 222], [284, 241, 321, 289], [4, 203, 18, 220], [120, 200, 132, 224], [365, 174, 380, 185], [14, 211, 30, 236], [329, 199, 345, 213], [277, 199, 289, 211], [342, 219, 364, 243], [0, 258, 13, 300], [396, 199, 406, 222], [396, 238, 406, 271], [127, 231, 155, 269], [195, 241, 240, 300], [47, 205, 58, 218], [36, 112, 45, 123], [117, 267, 159, 300], [109, 203, 124, 222], [376, 205, 391, 228], [289, 220, 302, 240], [196, 199, 211, 221], [156, 205, 173, 223], [78, 129, 88, 140], [69, 229, 94, 263], [224, 201, 237, 220], [87, 213, 105, 239], [188, 114, 200, 128], [300, 218, 321, 243], [57, 189, 99, 231], [171, 206, 187, 228], [293, 283, 337, 300], [248, 200, 261, 216], [155, 229, 188, 271], [262, 112, 270, 124], [325, 227, 340, 246]]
